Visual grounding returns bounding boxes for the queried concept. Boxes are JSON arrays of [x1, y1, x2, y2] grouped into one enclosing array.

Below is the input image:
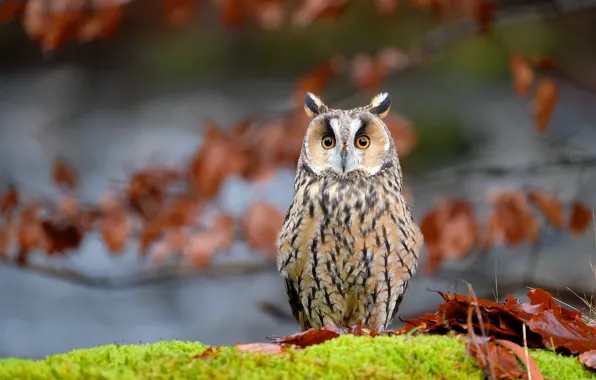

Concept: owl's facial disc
[[306, 115, 390, 175]]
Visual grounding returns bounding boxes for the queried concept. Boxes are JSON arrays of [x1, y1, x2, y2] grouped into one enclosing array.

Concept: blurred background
[[1, 0, 596, 360]]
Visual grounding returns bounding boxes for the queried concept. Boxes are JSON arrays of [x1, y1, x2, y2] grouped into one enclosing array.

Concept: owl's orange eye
[[355, 135, 370, 149], [321, 135, 335, 149]]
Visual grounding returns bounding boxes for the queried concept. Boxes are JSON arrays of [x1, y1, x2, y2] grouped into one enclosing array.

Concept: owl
[[276, 92, 423, 332]]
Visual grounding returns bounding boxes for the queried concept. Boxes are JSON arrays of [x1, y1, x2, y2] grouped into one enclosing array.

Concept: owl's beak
[[340, 149, 347, 173]]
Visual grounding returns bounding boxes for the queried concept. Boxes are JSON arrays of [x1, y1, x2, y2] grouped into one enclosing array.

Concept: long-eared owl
[[276, 92, 423, 332]]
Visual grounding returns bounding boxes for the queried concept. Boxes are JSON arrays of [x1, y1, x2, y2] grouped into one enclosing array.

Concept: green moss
[[1, 335, 594, 379]]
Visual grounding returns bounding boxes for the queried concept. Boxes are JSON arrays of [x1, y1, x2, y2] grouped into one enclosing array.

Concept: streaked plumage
[[276, 92, 424, 331]]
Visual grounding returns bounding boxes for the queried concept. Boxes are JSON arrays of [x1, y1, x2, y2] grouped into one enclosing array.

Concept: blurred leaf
[[534, 78, 558, 132], [509, 54, 534, 96], [52, 160, 77, 191], [243, 201, 284, 259], [527, 190, 564, 229], [0, 185, 18, 216], [569, 202, 592, 236]]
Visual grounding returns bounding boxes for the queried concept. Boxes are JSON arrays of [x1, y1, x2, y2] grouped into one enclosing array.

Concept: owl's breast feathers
[[276, 163, 423, 331]]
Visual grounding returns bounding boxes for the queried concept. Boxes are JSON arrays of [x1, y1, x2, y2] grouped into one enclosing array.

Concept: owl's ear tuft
[[368, 92, 391, 119], [304, 92, 328, 118]]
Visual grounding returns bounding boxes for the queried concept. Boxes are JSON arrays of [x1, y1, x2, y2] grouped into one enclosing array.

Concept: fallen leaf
[[569, 202, 592, 236], [527, 190, 564, 229], [243, 201, 284, 259], [274, 325, 344, 348], [465, 338, 526, 379], [236, 342, 286, 354], [510, 54, 534, 96], [495, 339, 544, 380], [534, 78, 558, 132]]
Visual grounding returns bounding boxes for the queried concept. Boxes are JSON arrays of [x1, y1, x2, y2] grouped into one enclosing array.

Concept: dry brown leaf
[[0, 224, 9, 256], [487, 190, 538, 247], [569, 202, 592, 236], [99, 192, 132, 254], [78, 5, 123, 42], [510, 54, 534, 96], [0, 0, 24, 22], [0, 184, 18, 216], [189, 119, 249, 198], [250, 0, 284, 29], [534, 78, 558, 132], [163, 0, 197, 27], [465, 338, 526, 379], [420, 198, 478, 274], [235, 342, 286, 354], [375, 0, 398, 14], [292, 0, 349, 27], [527, 190, 564, 229], [495, 339, 544, 380], [52, 160, 78, 190], [243, 201, 284, 259], [184, 213, 235, 267], [293, 57, 342, 107]]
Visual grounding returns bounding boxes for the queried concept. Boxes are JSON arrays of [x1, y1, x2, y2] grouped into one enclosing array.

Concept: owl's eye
[[355, 135, 371, 149], [321, 135, 335, 149]]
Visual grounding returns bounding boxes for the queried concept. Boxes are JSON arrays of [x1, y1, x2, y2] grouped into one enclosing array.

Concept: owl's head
[[300, 92, 397, 176]]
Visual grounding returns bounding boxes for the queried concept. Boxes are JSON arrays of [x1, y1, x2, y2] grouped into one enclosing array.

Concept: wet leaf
[[243, 202, 284, 259], [569, 202, 592, 236], [527, 190, 564, 229], [510, 54, 534, 96], [534, 78, 558, 132]]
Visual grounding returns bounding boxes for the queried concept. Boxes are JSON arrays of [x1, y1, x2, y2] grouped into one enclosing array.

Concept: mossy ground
[[0, 335, 594, 379]]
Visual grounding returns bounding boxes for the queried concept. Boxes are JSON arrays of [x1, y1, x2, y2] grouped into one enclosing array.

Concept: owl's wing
[[284, 278, 311, 331]]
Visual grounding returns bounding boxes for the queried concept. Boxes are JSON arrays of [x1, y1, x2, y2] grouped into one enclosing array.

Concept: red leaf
[[487, 190, 538, 247], [534, 78, 558, 132], [274, 325, 344, 348], [495, 339, 545, 380], [41, 219, 83, 255], [195, 347, 222, 359], [220, 0, 246, 29], [569, 202, 592, 236]]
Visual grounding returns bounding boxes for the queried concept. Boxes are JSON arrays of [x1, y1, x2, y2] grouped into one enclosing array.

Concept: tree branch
[[0, 256, 276, 289]]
